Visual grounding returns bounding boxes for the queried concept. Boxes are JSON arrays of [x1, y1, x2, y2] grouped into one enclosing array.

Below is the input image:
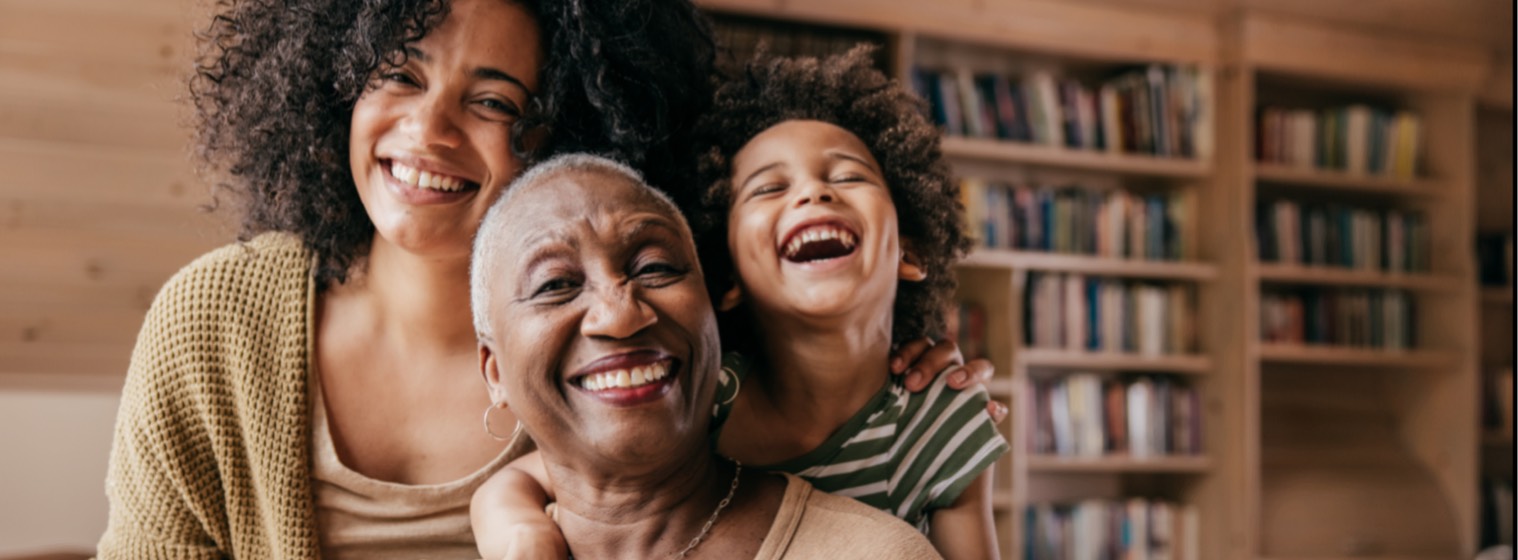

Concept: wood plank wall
[[1, 0, 230, 377]]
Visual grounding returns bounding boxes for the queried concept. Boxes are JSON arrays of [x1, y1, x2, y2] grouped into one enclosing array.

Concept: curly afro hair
[[691, 46, 968, 349], [191, 0, 715, 286]]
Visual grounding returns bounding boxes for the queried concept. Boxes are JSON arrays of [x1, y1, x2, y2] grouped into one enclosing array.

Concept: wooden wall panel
[[1, 0, 226, 378]]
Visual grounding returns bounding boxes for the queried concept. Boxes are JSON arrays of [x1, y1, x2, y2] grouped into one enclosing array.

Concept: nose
[[581, 282, 658, 340], [399, 91, 464, 150], [791, 178, 836, 208]]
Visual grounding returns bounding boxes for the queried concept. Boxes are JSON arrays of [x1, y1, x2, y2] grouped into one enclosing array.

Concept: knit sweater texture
[[97, 233, 325, 559]]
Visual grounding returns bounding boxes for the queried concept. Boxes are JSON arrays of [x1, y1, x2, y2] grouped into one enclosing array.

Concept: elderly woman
[[471, 153, 941, 559]]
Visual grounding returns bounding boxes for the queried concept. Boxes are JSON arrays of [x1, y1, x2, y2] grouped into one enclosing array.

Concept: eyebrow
[[737, 161, 784, 193], [404, 47, 533, 94], [623, 216, 685, 244], [826, 150, 883, 175]]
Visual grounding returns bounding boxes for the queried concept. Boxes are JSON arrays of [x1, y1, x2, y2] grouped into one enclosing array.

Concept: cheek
[[727, 207, 770, 259]]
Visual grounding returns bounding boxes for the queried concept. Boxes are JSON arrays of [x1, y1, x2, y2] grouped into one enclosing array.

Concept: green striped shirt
[[714, 352, 1009, 529]]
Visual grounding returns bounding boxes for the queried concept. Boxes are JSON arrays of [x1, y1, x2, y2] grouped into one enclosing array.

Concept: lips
[[779, 219, 859, 263], [568, 350, 679, 406]]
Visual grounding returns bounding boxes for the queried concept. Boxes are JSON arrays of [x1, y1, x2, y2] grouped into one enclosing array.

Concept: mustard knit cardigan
[[98, 233, 322, 559]]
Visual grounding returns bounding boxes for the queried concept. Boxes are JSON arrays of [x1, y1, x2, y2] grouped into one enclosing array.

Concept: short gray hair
[[470, 153, 688, 341]]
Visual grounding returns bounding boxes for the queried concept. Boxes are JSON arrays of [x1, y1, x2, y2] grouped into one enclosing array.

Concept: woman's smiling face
[[349, 0, 543, 261], [478, 167, 721, 467]]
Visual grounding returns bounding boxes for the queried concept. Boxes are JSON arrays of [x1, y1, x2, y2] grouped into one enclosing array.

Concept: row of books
[[1024, 499, 1200, 560], [1476, 233, 1515, 287], [913, 65, 1211, 159], [1256, 105, 1423, 179], [1259, 288, 1416, 349], [1025, 272, 1196, 355], [1027, 373, 1202, 458], [961, 179, 1184, 260], [1482, 368, 1514, 437], [1254, 199, 1430, 272]]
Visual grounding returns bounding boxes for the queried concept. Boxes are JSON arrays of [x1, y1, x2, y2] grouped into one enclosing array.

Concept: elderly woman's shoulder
[[766, 474, 942, 560]]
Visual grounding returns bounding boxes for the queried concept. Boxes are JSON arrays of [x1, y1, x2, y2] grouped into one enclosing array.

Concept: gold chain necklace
[[561, 459, 743, 560], [673, 460, 741, 559]]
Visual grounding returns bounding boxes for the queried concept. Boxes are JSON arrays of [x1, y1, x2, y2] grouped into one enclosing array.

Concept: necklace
[[559, 458, 743, 560], [673, 459, 742, 559]]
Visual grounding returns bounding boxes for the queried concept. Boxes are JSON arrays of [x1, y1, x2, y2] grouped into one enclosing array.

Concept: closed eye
[[747, 182, 787, 200], [532, 278, 580, 301], [633, 261, 687, 287], [475, 97, 523, 120], [378, 70, 421, 89]]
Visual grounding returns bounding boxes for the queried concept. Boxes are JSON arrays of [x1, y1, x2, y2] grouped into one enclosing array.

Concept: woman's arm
[[926, 471, 1000, 560], [471, 451, 568, 560], [96, 391, 225, 560]]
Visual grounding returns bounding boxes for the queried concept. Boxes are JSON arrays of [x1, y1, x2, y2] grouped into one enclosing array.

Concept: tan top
[[97, 233, 532, 560], [310, 367, 517, 559], [758, 474, 943, 560]]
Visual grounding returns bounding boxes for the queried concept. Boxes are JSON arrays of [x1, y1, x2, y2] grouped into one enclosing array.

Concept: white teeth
[[782, 225, 859, 258], [390, 161, 467, 192], [579, 361, 671, 392]]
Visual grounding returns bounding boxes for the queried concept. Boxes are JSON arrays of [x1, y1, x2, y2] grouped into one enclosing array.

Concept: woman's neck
[[336, 236, 478, 351], [749, 310, 893, 437], [549, 455, 741, 560]]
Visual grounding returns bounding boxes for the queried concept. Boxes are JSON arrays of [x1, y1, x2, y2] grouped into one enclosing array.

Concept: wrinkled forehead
[[501, 169, 678, 233]]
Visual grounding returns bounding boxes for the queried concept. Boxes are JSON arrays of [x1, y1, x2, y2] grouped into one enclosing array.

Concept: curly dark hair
[[191, 0, 715, 286], [691, 46, 968, 349]]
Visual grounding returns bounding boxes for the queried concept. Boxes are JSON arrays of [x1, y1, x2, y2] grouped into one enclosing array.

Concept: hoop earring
[[719, 366, 741, 407], [483, 401, 514, 441]]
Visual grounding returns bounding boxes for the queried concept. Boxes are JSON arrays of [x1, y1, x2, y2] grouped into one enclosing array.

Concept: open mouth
[[572, 358, 676, 392], [780, 222, 859, 263], [386, 160, 480, 192]]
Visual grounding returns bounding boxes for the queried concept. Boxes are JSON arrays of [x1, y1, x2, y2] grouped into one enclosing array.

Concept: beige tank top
[[310, 368, 526, 559]]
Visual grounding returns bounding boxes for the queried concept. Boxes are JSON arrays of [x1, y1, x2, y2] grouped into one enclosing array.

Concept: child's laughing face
[[724, 119, 924, 326]]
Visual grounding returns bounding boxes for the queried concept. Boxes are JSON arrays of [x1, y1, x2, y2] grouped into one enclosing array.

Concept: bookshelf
[[1221, 13, 1487, 559], [697, 1, 1502, 558]]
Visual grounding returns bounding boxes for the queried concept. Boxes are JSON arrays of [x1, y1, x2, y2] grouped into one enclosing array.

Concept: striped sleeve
[[893, 376, 1009, 522]]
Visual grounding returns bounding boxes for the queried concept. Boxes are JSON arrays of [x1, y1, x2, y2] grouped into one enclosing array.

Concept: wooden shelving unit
[[962, 249, 1218, 280], [1255, 264, 1460, 292], [698, 2, 1504, 558], [941, 136, 1211, 179], [1223, 13, 1487, 559], [1253, 163, 1446, 198], [1256, 344, 1460, 369], [1018, 348, 1212, 374]]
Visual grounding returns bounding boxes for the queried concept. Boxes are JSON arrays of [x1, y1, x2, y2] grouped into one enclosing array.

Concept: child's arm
[[471, 450, 568, 560], [927, 471, 1001, 560]]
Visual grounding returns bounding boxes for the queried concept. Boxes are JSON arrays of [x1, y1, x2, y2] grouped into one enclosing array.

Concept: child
[[473, 46, 1007, 560]]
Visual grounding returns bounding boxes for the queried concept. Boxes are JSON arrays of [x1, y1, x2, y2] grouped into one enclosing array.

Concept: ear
[[718, 282, 744, 312], [478, 342, 510, 405], [898, 248, 928, 282]]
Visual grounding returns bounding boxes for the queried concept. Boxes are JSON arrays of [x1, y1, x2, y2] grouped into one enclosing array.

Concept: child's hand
[[890, 338, 1007, 423]]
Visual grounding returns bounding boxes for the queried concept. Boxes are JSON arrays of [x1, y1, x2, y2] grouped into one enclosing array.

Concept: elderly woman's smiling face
[[478, 166, 720, 466]]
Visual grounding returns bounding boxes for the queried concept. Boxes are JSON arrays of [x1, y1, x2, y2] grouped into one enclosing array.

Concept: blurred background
[[0, 0, 1512, 558]]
